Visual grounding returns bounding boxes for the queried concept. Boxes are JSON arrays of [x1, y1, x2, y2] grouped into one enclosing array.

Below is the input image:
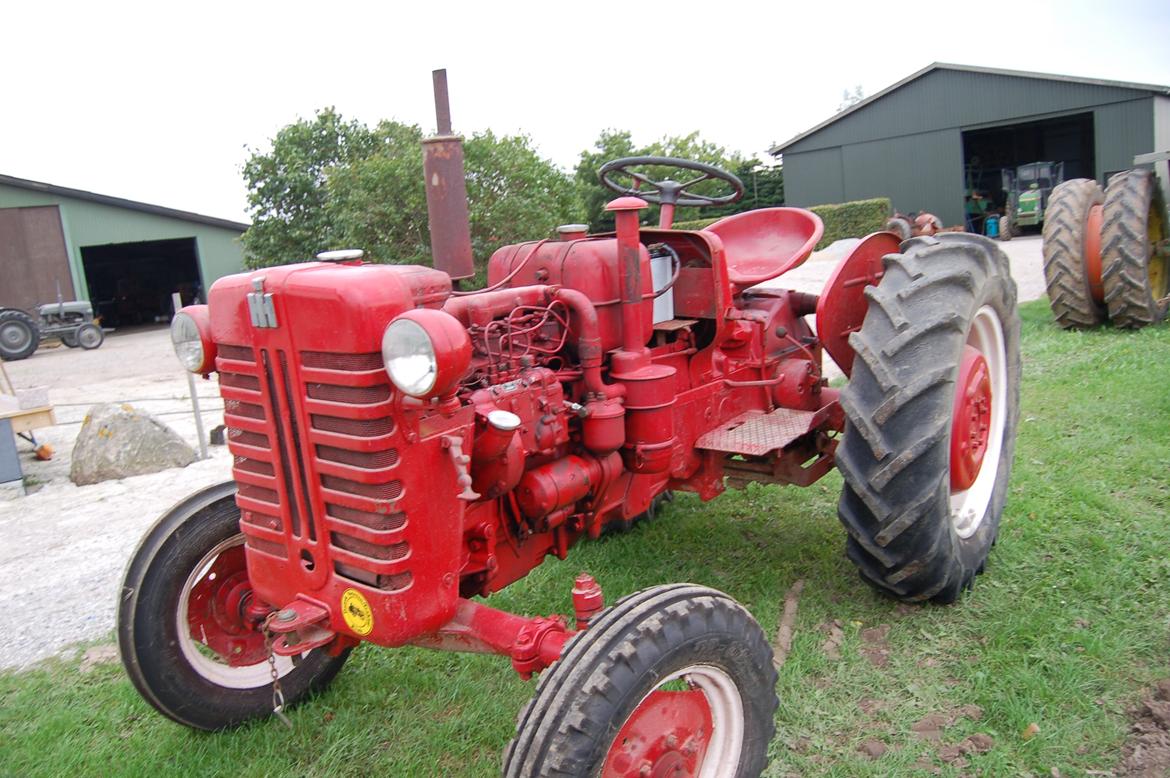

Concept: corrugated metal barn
[[770, 63, 1170, 228], [0, 174, 247, 327]]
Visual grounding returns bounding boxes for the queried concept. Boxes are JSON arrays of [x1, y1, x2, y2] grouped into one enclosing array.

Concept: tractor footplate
[[695, 408, 818, 456]]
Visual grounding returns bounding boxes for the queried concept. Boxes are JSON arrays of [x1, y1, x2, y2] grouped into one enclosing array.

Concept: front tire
[[1101, 168, 1169, 328], [76, 322, 104, 349], [117, 482, 350, 730], [503, 584, 777, 777], [836, 234, 1021, 603]]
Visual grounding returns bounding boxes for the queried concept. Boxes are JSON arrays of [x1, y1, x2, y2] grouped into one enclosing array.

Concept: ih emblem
[[247, 276, 278, 328]]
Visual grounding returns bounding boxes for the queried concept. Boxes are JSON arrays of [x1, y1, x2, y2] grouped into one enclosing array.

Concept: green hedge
[[672, 197, 891, 250]]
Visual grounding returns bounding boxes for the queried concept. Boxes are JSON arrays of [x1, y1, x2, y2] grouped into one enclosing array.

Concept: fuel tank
[[486, 237, 655, 353]]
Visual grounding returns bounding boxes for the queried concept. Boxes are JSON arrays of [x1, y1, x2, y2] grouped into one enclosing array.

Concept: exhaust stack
[[422, 69, 475, 281]]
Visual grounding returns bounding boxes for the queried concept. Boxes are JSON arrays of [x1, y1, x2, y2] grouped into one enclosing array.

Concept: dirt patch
[[79, 643, 119, 674], [819, 619, 845, 660], [860, 623, 890, 667], [857, 739, 886, 760], [772, 578, 804, 668], [1118, 679, 1170, 776]]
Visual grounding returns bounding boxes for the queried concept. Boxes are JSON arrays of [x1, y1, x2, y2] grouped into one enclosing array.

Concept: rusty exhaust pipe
[[422, 69, 475, 282]]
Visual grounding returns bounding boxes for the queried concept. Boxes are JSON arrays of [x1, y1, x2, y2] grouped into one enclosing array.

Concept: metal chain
[[262, 614, 293, 729]]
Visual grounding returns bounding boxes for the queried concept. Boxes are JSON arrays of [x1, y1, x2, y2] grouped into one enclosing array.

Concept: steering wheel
[[598, 156, 744, 208]]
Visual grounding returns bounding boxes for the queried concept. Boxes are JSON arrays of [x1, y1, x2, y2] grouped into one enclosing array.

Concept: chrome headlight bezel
[[381, 310, 471, 399], [170, 307, 215, 374]]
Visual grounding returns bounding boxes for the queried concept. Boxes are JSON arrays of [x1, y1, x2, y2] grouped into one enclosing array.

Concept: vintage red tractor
[[118, 102, 1020, 775]]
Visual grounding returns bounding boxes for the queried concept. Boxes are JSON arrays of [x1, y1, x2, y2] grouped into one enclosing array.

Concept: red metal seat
[[703, 208, 824, 289]]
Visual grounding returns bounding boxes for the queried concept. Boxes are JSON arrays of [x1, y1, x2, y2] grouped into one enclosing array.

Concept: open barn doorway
[[80, 237, 202, 328], [962, 112, 1096, 214]]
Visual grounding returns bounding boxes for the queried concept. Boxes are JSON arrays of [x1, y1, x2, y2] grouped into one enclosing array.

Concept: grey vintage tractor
[[0, 301, 105, 361]]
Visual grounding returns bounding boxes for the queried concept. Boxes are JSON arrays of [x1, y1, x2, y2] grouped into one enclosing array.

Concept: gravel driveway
[[0, 235, 1047, 671]]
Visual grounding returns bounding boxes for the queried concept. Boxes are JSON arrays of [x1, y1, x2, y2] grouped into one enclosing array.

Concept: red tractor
[[118, 94, 1021, 776]]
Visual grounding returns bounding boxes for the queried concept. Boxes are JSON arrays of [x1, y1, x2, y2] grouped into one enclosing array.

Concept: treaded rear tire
[[1101, 168, 1169, 328], [0, 309, 40, 361], [836, 234, 1021, 604], [999, 206, 1014, 241], [502, 584, 777, 777], [1042, 178, 1106, 329]]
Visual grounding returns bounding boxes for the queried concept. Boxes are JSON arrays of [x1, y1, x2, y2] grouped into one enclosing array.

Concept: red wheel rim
[[950, 345, 992, 492], [603, 687, 714, 777], [1085, 203, 1104, 304], [185, 543, 267, 666]]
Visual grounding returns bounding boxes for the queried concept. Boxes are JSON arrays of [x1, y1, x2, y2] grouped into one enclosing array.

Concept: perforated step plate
[[695, 408, 818, 456]]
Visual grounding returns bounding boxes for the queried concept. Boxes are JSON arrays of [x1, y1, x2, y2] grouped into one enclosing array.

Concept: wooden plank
[[0, 406, 56, 434]]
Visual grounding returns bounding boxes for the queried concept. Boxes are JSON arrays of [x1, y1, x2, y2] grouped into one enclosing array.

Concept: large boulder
[[70, 403, 197, 485]]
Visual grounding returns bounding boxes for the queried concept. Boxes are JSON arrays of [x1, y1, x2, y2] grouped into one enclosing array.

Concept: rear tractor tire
[[1101, 168, 1169, 328], [0, 309, 40, 361], [118, 482, 350, 730], [503, 584, 777, 778], [836, 234, 1021, 604], [1042, 178, 1107, 329]]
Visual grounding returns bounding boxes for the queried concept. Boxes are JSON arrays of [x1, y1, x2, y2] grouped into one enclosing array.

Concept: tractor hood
[[207, 262, 452, 351]]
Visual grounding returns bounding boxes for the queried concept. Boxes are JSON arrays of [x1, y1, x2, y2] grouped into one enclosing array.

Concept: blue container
[[985, 215, 999, 238]]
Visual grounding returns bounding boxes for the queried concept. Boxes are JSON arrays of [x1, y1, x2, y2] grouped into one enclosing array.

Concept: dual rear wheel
[[1043, 169, 1168, 329]]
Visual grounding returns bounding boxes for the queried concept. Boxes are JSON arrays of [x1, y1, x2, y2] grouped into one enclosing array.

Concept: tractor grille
[[219, 345, 287, 559], [302, 350, 412, 593], [220, 342, 412, 591]]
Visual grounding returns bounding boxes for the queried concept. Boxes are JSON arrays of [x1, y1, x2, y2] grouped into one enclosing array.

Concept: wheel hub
[[1, 324, 30, 349], [185, 544, 268, 666], [950, 346, 992, 492], [603, 688, 713, 777]]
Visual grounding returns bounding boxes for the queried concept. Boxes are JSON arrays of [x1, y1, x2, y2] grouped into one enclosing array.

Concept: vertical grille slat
[[260, 349, 303, 539]]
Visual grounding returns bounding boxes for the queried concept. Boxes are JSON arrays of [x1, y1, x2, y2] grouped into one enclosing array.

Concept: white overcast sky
[[3, 0, 1169, 223]]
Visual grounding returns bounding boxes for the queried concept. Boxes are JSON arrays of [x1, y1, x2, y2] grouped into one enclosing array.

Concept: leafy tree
[[837, 85, 865, 111], [242, 111, 581, 271], [242, 108, 378, 265]]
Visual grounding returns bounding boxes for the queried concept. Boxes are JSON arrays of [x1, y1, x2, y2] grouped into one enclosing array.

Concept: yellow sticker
[[340, 588, 374, 636]]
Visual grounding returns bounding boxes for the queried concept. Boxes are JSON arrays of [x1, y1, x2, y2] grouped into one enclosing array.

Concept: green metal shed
[[0, 174, 247, 326], [769, 63, 1170, 229]]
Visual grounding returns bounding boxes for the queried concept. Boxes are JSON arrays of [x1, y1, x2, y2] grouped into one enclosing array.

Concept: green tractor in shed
[[999, 161, 1065, 241]]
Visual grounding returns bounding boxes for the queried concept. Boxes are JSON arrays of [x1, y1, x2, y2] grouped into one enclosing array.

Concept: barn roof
[[768, 63, 1170, 155], [0, 173, 249, 232]]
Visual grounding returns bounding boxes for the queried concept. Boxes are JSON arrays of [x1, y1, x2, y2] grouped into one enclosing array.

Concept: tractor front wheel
[[1101, 168, 1169, 328], [76, 322, 104, 350], [999, 207, 1014, 241], [503, 584, 777, 777], [836, 234, 1021, 603], [117, 482, 350, 730]]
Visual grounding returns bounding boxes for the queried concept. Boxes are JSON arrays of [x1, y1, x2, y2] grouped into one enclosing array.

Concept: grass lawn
[[2, 300, 1168, 776]]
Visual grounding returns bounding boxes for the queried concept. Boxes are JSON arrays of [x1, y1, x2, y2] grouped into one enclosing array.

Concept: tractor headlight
[[170, 306, 216, 374], [382, 310, 471, 399]]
